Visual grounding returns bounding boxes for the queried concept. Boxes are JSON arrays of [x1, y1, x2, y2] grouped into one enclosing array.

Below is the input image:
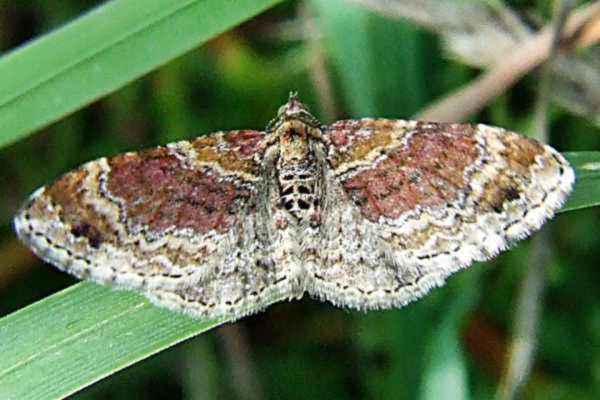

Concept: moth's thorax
[[277, 120, 312, 162]]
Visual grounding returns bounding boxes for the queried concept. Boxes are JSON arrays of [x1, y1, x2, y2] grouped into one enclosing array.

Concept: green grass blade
[[0, 0, 283, 149], [0, 283, 222, 399], [0, 282, 229, 400], [561, 151, 600, 212]]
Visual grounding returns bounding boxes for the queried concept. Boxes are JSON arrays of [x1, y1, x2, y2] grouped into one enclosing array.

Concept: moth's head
[[266, 92, 321, 133]]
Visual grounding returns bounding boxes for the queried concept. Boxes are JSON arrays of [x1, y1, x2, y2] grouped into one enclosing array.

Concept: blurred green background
[[1, 1, 599, 399]]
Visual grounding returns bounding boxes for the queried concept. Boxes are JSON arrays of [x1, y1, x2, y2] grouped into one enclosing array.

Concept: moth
[[14, 94, 574, 320]]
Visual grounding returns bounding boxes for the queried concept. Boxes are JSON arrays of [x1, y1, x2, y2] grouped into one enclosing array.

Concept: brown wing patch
[[325, 119, 403, 169], [44, 167, 112, 248], [106, 147, 254, 235], [333, 122, 480, 221], [499, 133, 546, 174], [192, 130, 265, 176], [477, 131, 546, 213]]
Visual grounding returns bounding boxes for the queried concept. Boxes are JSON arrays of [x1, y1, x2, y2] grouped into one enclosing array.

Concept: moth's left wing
[[308, 119, 574, 310], [14, 130, 292, 319]]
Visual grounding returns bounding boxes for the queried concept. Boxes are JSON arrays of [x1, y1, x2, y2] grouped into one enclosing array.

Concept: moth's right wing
[[308, 119, 573, 310]]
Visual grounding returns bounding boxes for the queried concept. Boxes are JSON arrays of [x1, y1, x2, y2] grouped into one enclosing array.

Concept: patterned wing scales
[[308, 119, 574, 310], [14, 130, 292, 319]]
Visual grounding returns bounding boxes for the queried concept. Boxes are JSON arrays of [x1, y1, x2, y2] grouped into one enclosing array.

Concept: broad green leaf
[[0, 283, 221, 399], [419, 271, 479, 400], [0, 0, 283, 149], [560, 152, 600, 212], [311, 0, 426, 118], [420, 316, 471, 400], [0, 282, 284, 400]]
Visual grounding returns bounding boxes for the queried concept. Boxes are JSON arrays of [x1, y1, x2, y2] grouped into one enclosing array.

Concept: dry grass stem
[[351, 0, 600, 124], [300, 1, 338, 121], [218, 324, 264, 400], [496, 1, 576, 399], [415, 2, 600, 122]]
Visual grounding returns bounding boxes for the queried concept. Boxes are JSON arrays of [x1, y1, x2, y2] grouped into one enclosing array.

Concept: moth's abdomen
[[278, 163, 322, 225]]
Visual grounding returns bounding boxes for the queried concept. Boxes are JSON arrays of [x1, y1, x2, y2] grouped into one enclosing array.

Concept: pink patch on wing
[[107, 148, 250, 235], [342, 124, 480, 221]]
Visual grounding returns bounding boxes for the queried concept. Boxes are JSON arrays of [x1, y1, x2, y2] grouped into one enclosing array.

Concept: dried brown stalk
[[416, 1, 600, 122], [218, 324, 264, 400], [350, 0, 600, 125], [300, 1, 338, 121]]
